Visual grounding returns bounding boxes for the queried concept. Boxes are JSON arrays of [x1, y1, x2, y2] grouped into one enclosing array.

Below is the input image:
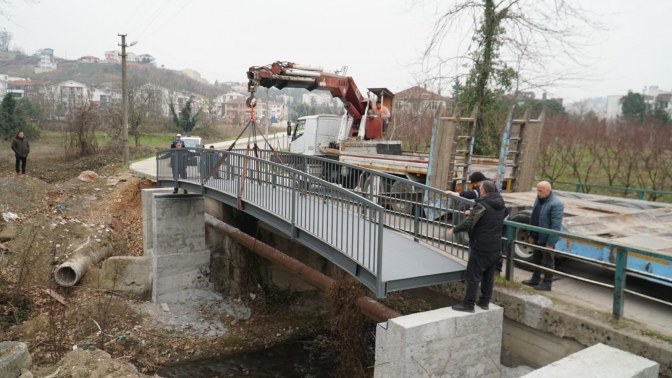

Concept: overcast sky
[[2, 0, 671, 103]]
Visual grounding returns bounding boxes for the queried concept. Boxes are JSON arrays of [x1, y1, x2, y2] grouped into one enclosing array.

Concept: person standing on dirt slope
[[447, 180, 506, 313], [446, 172, 509, 275], [11, 131, 30, 175], [521, 181, 564, 291]]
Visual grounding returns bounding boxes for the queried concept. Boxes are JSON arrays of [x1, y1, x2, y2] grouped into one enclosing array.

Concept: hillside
[[0, 56, 224, 97]]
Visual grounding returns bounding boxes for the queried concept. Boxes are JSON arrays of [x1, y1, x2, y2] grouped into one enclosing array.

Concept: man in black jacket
[[11, 131, 30, 175], [447, 180, 507, 313]]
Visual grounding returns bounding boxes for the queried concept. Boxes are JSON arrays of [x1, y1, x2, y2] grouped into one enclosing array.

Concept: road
[[130, 132, 290, 180], [510, 257, 672, 335]]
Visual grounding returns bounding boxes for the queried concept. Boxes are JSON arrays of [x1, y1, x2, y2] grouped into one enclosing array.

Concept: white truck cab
[[288, 115, 348, 155], [180, 135, 203, 148]]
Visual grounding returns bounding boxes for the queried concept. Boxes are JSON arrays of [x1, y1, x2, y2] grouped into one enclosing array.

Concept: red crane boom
[[246, 61, 383, 139]]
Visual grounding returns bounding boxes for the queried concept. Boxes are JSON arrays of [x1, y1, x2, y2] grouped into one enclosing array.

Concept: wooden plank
[[428, 104, 457, 190], [513, 109, 543, 192]]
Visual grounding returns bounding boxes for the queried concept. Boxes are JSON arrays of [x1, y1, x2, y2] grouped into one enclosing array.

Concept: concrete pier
[[143, 191, 213, 303], [521, 343, 659, 378], [374, 305, 504, 378]]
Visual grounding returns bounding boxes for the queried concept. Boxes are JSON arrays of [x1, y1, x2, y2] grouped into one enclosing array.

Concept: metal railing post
[[413, 203, 420, 242], [291, 175, 297, 239], [505, 225, 515, 281], [637, 191, 644, 200], [376, 211, 385, 297], [613, 246, 628, 320], [575, 183, 580, 193]]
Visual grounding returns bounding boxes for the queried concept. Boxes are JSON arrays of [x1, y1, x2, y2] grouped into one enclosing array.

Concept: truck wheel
[[505, 210, 536, 269], [391, 181, 414, 215]]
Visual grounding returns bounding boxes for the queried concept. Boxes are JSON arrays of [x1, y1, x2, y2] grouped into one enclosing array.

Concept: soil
[[0, 150, 331, 376]]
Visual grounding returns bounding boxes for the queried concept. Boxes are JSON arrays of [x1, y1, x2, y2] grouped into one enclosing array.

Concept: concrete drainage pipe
[[0, 342, 32, 378], [54, 245, 113, 287]]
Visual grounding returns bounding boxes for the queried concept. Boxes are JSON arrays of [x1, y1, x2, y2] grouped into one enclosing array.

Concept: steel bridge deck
[[159, 175, 465, 297]]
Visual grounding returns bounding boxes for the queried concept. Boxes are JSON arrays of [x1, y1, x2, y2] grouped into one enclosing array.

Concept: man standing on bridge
[[447, 180, 507, 313], [522, 181, 564, 291]]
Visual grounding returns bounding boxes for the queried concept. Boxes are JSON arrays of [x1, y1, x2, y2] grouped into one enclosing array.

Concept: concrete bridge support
[[142, 189, 213, 303], [521, 343, 659, 378], [375, 305, 504, 378]]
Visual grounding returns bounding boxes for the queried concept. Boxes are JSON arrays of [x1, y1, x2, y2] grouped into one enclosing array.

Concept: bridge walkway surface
[[152, 148, 470, 297]]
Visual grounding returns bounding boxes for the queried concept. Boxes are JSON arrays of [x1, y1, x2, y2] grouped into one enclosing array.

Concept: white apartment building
[[35, 48, 57, 73]]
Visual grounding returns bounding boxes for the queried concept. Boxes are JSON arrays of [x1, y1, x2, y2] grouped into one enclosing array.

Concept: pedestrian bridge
[[156, 148, 470, 297]]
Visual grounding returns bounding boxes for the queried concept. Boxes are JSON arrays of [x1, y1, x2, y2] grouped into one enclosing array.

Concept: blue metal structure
[[505, 221, 672, 320]]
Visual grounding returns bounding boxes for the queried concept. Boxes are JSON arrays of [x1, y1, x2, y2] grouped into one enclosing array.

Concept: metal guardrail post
[[574, 183, 581, 193], [637, 191, 644, 200], [291, 174, 297, 239], [613, 246, 628, 320], [505, 226, 515, 281], [376, 211, 385, 297], [413, 203, 420, 242]]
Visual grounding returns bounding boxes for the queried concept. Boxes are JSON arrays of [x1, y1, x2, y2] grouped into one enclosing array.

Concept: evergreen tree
[[169, 97, 202, 133], [621, 92, 647, 121], [0, 93, 29, 140]]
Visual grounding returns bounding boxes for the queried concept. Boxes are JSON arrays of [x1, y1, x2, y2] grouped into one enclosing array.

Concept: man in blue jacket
[[522, 181, 564, 291]]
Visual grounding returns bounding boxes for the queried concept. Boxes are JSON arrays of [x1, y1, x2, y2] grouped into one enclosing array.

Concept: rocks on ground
[[134, 296, 251, 338], [35, 349, 154, 378]]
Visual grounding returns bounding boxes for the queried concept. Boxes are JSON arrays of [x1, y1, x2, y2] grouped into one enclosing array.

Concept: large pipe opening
[[55, 264, 79, 287]]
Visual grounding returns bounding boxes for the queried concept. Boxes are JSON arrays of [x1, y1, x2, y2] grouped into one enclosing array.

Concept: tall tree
[[423, 0, 600, 154], [169, 97, 202, 133], [620, 92, 647, 121]]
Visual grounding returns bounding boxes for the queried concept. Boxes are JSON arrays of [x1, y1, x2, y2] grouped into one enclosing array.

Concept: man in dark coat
[[446, 172, 509, 275], [159, 142, 188, 194], [522, 181, 564, 291], [11, 131, 30, 175], [447, 180, 507, 313]]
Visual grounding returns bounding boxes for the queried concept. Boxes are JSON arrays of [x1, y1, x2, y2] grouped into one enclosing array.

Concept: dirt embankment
[[0, 161, 333, 376]]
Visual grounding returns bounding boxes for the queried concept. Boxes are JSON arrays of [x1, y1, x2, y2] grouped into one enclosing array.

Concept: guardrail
[[229, 148, 476, 261], [504, 221, 672, 320], [156, 148, 387, 295], [538, 179, 672, 202]]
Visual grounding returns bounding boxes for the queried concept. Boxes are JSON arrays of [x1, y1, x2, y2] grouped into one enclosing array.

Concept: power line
[[142, 0, 193, 41], [122, 0, 150, 32], [136, 0, 174, 39]]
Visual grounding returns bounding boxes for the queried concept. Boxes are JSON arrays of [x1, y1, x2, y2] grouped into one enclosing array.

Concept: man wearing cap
[[171, 134, 185, 148], [446, 172, 509, 275], [447, 180, 507, 313], [372, 100, 390, 133]]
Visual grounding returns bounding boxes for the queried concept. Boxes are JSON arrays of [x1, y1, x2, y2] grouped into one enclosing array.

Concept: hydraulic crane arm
[[246, 61, 368, 122]]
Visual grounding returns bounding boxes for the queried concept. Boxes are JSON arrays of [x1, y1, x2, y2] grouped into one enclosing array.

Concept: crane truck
[[246, 61, 504, 191]]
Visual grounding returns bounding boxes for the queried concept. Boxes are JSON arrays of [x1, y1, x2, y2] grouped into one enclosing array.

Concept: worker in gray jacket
[[11, 131, 30, 175], [522, 181, 564, 291]]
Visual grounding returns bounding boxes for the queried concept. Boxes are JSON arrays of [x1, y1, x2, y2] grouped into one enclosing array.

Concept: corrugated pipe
[[205, 214, 400, 323], [54, 244, 113, 287]]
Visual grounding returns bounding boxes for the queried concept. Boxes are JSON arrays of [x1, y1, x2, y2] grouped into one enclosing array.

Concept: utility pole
[[265, 88, 269, 148], [119, 34, 129, 166]]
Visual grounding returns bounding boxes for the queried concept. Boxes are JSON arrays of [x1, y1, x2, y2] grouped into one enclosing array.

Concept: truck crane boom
[[246, 61, 383, 139]]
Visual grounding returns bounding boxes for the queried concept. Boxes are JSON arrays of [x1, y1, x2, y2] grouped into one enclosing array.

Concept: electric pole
[[265, 88, 269, 148], [119, 34, 129, 166]]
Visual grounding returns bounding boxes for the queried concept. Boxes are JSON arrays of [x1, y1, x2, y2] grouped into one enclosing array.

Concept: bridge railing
[[156, 148, 387, 295], [537, 179, 672, 202], [503, 221, 672, 321], [229, 149, 475, 261]]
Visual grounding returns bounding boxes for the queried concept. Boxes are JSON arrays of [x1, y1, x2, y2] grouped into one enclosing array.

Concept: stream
[[155, 339, 334, 378]]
